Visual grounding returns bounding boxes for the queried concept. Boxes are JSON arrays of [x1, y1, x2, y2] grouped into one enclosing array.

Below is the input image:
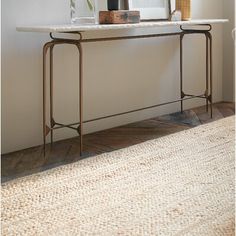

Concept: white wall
[[2, 0, 225, 154], [223, 0, 235, 102]]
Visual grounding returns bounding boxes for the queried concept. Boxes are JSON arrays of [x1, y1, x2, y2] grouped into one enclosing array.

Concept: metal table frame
[[42, 24, 213, 156]]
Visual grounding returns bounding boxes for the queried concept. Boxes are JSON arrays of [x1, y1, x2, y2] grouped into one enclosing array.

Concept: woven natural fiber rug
[[2, 116, 235, 236]]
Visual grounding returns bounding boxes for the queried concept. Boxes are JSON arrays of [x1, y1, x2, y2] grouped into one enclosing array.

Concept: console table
[[17, 19, 228, 156]]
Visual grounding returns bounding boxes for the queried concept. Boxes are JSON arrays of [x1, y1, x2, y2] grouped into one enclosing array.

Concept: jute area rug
[[2, 116, 235, 236]]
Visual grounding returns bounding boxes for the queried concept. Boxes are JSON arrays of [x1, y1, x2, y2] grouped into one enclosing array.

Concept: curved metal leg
[[77, 43, 83, 156], [43, 42, 53, 156], [50, 45, 55, 146], [180, 33, 185, 113], [205, 33, 209, 112], [205, 32, 213, 118], [209, 32, 213, 118]]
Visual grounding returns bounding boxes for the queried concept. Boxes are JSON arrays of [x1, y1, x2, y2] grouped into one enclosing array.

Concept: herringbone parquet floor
[[1, 102, 235, 182]]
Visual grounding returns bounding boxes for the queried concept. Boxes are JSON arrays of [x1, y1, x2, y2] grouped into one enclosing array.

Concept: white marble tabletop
[[17, 19, 228, 33]]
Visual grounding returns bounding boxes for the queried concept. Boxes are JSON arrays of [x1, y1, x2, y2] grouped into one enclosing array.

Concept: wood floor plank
[[193, 105, 224, 124], [214, 102, 235, 117]]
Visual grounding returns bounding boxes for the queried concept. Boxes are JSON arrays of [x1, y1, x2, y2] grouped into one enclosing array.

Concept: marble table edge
[[16, 19, 229, 33]]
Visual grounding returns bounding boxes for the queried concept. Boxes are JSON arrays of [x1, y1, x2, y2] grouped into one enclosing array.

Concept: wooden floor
[[1, 102, 235, 183]]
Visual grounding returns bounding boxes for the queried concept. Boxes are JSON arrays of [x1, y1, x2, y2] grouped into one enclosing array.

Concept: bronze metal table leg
[[77, 43, 83, 156], [180, 32, 184, 113], [205, 31, 213, 117], [206, 33, 209, 112], [43, 42, 51, 156], [49, 45, 55, 146], [208, 32, 213, 118]]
